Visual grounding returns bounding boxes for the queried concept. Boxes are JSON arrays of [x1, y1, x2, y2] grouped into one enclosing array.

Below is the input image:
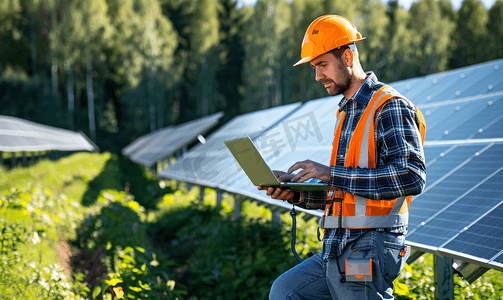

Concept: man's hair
[[329, 43, 358, 59]]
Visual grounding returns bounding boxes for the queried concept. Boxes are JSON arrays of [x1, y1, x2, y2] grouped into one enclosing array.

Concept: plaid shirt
[[295, 72, 426, 260]]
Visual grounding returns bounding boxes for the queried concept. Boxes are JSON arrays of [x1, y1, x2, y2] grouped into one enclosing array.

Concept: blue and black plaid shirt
[[296, 72, 426, 260]]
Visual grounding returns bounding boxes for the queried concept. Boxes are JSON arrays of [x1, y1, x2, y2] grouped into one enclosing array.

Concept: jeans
[[269, 230, 410, 300]]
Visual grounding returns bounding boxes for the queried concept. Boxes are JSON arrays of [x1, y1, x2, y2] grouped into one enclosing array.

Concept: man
[[258, 15, 426, 299]]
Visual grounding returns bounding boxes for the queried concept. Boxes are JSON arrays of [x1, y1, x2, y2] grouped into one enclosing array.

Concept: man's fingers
[[258, 184, 294, 201], [288, 160, 314, 174], [278, 174, 295, 182], [279, 190, 293, 200], [287, 162, 304, 174], [292, 169, 312, 182], [267, 187, 276, 196], [271, 187, 284, 199], [272, 170, 287, 178]]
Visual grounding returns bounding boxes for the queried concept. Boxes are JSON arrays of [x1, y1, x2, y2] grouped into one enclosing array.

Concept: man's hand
[[288, 160, 330, 183], [257, 170, 296, 202]]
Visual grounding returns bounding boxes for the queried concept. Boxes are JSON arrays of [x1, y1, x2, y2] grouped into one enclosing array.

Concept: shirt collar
[[338, 71, 378, 110]]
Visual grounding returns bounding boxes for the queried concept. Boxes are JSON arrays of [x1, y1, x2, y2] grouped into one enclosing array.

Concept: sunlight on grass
[[1, 152, 502, 299]]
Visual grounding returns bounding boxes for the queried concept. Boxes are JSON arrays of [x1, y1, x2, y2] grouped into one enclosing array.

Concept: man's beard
[[322, 64, 351, 96], [322, 77, 351, 96]]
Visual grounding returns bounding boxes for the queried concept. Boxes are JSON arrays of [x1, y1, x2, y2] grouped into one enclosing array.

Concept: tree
[[450, 0, 489, 68], [408, 0, 455, 76], [353, 0, 390, 81], [242, 0, 296, 113], [215, 0, 246, 123], [487, 0, 503, 60], [50, 0, 112, 141], [160, 0, 220, 124], [107, 0, 178, 150], [383, 0, 416, 82], [289, 0, 326, 103]]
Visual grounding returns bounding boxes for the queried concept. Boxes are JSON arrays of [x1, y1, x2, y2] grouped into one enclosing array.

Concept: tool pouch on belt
[[345, 258, 372, 282]]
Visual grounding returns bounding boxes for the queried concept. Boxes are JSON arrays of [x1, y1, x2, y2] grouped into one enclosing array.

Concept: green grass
[[1, 152, 502, 299], [0, 152, 116, 200]]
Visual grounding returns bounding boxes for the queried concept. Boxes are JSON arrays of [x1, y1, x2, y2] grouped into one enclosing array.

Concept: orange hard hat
[[293, 15, 365, 67]]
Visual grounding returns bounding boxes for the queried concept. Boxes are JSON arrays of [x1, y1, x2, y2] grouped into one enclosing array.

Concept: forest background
[[1, 0, 503, 153]]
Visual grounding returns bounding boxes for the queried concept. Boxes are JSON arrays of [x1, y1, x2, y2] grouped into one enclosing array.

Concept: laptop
[[224, 137, 329, 191]]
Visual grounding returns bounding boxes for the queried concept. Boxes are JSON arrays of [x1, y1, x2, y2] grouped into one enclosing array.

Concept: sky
[[237, 0, 498, 11]]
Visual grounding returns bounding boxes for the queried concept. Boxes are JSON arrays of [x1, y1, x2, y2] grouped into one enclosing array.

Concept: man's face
[[310, 50, 351, 96]]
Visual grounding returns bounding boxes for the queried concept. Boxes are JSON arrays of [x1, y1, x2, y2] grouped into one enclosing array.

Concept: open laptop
[[224, 137, 329, 191]]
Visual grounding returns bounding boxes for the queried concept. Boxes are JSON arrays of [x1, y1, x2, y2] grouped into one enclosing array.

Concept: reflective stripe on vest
[[321, 86, 426, 229]]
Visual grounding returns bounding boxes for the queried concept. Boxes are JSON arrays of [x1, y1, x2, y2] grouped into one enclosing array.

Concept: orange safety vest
[[319, 85, 426, 229]]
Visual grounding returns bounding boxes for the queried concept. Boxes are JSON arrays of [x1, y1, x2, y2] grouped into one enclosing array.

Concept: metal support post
[[11, 153, 16, 168], [0, 151, 3, 166], [216, 190, 223, 208], [434, 255, 454, 300], [234, 196, 242, 220], [22, 152, 27, 167], [406, 249, 424, 265], [31, 152, 36, 165], [199, 186, 205, 204]]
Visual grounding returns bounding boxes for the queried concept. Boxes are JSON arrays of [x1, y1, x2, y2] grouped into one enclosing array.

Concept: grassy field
[[0, 152, 501, 299]]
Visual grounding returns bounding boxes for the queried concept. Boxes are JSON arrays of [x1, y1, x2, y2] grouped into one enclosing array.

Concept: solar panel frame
[[0, 115, 98, 152], [122, 126, 173, 157], [130, 112, 224, 166]]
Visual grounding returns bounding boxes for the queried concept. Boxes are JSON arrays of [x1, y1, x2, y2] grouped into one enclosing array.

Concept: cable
[[290, 206, 304, 263], [333, 200, 347, 283]]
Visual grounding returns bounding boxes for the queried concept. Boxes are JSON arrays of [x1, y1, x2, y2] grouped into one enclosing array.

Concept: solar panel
[[428, 62, 500, 103], [442, 95, 503, 140], [420, 94, 503, 141], [408, 143, 491, 232], [404, 72, 460, 106], [407, 143, 503, 248], [447, 63, 503, 99], [130, 112, 224, 166], [158, 103, 302, 187], [122, 126, 173, 157], [438, 199, 503, 272], [0, 115, 98, 152], [389, 77, 423, 98], [423, 145, 452, 166]]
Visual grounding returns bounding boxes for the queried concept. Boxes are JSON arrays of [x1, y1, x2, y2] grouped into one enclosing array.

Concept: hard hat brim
[[293, 56, 311, 67]]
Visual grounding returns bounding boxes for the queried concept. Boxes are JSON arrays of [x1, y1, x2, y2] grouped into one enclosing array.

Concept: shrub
[[0, 187, 87, 299], [71, 189, 186, 299], [147, 202, 299, 299]]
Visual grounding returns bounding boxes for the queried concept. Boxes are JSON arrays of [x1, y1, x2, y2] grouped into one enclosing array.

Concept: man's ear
[[343, 48, 354, 68]]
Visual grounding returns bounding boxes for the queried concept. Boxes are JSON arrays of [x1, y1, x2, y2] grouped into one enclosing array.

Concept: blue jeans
[[269, 230, 410, 300]]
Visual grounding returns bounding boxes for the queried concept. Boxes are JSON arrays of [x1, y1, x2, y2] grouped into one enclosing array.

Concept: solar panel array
[[158, 105, 298, 180], [154, 58, 503, 273], [0, 115, 98, 152], [389, 59, 503, 272], [126, 112, 224, 166]]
